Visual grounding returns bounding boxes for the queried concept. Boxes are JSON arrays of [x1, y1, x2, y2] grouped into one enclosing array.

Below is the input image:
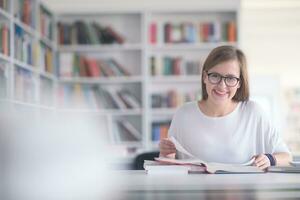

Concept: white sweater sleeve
[[255, 103, 290, 154], [168, 111, 180, 139]]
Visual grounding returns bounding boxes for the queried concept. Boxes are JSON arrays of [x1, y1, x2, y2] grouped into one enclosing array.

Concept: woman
[[159, 45, 292, 170]]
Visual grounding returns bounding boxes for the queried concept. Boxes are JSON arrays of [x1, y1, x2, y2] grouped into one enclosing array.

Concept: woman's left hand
[[253, 154, 271, 170]]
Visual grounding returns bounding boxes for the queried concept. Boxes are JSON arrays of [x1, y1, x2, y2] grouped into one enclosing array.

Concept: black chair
[[133, 151, 160, 170]]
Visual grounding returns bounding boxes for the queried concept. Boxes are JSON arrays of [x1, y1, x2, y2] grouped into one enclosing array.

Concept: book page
[[169, 136, 196, 158]]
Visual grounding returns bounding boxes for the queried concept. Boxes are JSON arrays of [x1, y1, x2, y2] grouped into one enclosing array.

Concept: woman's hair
[[201, 45, 249, 101]]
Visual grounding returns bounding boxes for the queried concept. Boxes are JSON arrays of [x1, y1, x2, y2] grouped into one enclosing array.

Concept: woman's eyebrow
[[209, 72, 239, 77]]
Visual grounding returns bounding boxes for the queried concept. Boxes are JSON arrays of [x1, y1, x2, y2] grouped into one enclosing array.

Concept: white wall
[[241, 0, 300, 87]]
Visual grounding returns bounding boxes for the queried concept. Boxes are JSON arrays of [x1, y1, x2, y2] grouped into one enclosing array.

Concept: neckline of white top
[[195, 101, 242, 120]]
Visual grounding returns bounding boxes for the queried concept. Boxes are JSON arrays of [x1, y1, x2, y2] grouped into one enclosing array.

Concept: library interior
[[1, 0, 300, 199]]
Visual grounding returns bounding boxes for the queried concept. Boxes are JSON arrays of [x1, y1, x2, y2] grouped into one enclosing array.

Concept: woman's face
[[203, 59, 241, 106]]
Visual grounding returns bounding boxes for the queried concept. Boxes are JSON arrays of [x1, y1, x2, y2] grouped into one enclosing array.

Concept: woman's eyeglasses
[[206, 72, 240, 87]]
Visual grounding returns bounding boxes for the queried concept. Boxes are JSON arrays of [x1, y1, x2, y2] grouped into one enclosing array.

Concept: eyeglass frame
[[205, 71, 240, 87]]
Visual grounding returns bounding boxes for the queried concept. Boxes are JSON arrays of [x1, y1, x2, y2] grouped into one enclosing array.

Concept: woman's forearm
[[273, 152, 292, 166]]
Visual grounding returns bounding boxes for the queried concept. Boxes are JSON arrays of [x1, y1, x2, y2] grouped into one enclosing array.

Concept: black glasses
[[206, 72, 240, 87]]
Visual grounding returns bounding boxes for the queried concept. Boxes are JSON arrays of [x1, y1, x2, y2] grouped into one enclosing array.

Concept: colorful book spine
[[152, 121, 171, 141]]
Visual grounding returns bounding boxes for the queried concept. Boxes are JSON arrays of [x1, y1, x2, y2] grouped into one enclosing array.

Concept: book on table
[[144, 137, 264, 174], [267, 161, 300, 173]]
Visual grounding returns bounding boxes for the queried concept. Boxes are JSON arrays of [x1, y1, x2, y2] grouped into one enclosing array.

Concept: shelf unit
[[55, 5, 240, 155], [1, 0, 240, 159], [0, 0, 57, 116]]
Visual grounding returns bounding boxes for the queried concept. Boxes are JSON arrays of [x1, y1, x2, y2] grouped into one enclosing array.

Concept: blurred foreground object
[[0, 112, 119, 200]]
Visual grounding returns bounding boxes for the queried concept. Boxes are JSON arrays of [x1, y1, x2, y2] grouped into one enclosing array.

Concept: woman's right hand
[[159, 138, 176, 158]]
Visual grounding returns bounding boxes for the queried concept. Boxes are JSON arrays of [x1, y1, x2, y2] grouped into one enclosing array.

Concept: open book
[[149, 137, 264, 174]]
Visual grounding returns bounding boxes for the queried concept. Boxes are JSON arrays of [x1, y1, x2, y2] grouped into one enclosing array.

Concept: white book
[[59, 53, 73, 77], [144, 160, 205, 174]]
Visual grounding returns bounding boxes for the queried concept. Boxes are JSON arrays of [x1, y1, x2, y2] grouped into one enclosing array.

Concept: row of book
[[0, 23, 9, 56], [39, 5, 54, 40], [14, 0, 35, 28], [114, 119, 142, 142], [150, 56, 201, 76], [58, 84, 141, 110], [149, 21, 236, 44], [59, 53, 131, 78], [152, 121, 171, 141], [58, 21, 125, 45], [0, 0, 9, 11], [14, 67, 36, 103], [0, 62, 7, 98], [14, 25, 55, 72], [152, 90, 200, 108]]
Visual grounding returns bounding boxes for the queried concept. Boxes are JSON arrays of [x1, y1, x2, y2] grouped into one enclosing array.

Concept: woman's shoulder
[[174, 101, 199, 115], [240, 100, 266, 118]]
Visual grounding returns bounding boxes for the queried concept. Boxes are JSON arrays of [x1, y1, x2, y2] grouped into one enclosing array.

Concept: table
[[110, 170, 300, 200]]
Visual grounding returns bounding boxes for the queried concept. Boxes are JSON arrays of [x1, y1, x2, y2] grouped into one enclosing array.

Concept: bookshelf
[[1, 0, 240, 161], [56, 12, 145, 153], [55, 6, 240, 157], [0, 0, 57, 116]]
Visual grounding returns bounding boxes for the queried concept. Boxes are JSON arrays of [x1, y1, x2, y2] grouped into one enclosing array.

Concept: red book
[[173, 57, 181, 75], [164, 23, 172, 43], [2, 25, 8, 55], [106, 26, 125, 44], [86, 59, 101, 77], [228, 21, 236, 42], [202, 23, 209, 42], [23, 0, 31, 25], [149, 22, 157, 44]]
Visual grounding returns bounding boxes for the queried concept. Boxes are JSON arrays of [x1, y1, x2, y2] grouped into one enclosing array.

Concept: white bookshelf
[[0, 0, 57, 114]]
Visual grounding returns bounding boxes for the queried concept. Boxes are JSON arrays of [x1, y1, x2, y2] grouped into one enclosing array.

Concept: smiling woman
[[159, 45, 292, 170]]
